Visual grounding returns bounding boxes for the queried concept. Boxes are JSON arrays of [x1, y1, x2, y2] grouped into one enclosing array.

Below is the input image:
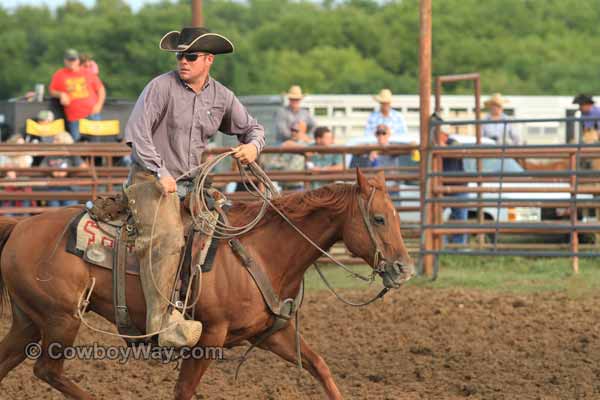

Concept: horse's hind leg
[[260, 322, 343, 400], [33, 315, 95, 400], [0, 302, 41, 382]]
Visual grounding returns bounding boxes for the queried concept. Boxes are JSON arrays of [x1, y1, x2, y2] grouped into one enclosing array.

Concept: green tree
[[0, 0, 599, 99]]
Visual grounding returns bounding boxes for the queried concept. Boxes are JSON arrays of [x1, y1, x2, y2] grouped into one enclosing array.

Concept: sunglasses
[[175, 52, 208, 62]]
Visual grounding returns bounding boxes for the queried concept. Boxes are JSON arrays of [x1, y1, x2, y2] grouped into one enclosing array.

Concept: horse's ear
[[356, 167, 370, 196], [376, 170, 386, 184]]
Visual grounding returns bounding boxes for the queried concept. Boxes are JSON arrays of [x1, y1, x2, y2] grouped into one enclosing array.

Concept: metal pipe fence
[[2, 131, 598, 271], [421, 115, 600, 277], [0, 143, 424, 263]]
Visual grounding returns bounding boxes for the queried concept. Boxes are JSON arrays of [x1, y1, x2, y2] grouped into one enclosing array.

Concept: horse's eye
[[373, 215, 386, 225]]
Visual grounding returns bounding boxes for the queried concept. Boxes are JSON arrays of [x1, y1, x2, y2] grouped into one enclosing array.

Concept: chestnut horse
[[0, 169, 414, 399]]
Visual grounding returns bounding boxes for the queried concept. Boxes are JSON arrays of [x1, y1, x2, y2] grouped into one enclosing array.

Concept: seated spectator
[[0, 134, 33, 170], [353, 125, 399, 169], [308, 126, 343, 189], [26, 110, 61, 144], [365, 89, 407, 137], [436, 126, 468, 246], [351, 124, 403, 205], [371, 125, 398, 167], [274, 85, 316, 144], [482, 93, 520, 145], [40, 131, 87, 207], [27, 109, 71, 166], [0, 134, 35, 214], [268, 122, 309, 191]]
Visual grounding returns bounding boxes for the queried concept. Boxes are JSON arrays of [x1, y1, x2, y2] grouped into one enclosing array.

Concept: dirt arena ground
[[1, 286, 600, 399]]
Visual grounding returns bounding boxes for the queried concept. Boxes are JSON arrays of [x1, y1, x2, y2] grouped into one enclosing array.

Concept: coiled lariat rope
[[190, 151, 278, 239], [77, 152, 277, 339], [79, 151, 385, 340]]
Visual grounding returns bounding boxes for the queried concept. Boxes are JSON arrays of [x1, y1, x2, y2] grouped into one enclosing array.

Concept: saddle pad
[[67, 211, 140, 275], [67, 211, 220, 275]]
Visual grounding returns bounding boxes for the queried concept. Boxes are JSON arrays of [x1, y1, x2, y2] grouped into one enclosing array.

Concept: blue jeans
[[48, 199, 79, 208], [67, 113, 101, 142], [448, 192, 468, 245], [47, 187, 79, 208]]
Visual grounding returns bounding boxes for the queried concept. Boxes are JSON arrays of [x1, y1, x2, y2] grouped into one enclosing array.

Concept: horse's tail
[[0, 217, 18, 315]]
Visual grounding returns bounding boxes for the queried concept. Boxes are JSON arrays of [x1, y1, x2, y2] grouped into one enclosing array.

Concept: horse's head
[[342, 168, 415, 288]]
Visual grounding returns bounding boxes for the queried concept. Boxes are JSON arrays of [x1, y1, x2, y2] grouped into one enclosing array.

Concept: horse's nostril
[[392, 261, 404, 273]]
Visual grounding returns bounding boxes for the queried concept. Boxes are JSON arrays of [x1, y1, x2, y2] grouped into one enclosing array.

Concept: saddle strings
[[78, 151, 384, 340], [189, 151, 277, 239], [142, 151, 278, 312]]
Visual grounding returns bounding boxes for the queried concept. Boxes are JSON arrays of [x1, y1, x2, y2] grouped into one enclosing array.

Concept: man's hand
[[59, 92, 70, 106], [232, 144, 258, 164], [159, 175, 177, 194]]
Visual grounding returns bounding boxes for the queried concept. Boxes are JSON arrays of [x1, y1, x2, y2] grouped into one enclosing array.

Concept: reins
[[78, 152, 392, 344]]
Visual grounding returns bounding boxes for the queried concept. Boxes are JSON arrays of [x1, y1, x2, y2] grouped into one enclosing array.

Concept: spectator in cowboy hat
[[482, 93, 520, 145], [364, 88, 408, 137], [274, 85, 316, 144], [572, 94, 600, 131]]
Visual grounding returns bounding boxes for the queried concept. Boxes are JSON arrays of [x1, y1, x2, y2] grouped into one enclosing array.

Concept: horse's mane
[[228, 183, 358, 227]]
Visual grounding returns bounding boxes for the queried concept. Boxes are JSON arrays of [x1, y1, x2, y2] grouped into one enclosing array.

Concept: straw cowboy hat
[[286, 85, 304, 100], [484, 93, 509, 108], [374, 89, 393, 104], [159, 27, 234, 54]]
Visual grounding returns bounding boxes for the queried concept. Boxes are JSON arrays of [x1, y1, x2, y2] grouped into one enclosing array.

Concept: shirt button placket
[[189, 96, 197, 170]]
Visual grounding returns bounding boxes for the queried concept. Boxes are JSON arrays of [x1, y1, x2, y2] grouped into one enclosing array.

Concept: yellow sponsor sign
[[25, 118, 66, 137], [79, 119, 120, 136], [411, 149, 421, 162]]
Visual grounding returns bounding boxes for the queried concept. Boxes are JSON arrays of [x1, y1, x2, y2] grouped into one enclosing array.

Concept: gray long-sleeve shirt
[[125, 71, 265, 179], [482, 114, 520, 145], [274, 106, 316, 143]]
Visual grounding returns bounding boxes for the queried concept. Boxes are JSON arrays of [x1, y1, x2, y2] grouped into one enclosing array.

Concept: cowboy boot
[[139, 247, 202, 348], [125, 174, 202, 348]]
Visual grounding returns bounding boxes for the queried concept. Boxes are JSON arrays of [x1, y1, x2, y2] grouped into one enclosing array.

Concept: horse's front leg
[[173, 324, 227, 400], [259, 322, 343, 400]]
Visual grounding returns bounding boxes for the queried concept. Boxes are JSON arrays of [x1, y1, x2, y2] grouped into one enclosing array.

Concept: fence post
[[570, 153, 579, 274], [419, 0, 433, 276]]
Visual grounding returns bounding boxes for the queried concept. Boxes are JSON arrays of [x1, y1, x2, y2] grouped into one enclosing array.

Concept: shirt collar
[[176, 73, 213, 93]]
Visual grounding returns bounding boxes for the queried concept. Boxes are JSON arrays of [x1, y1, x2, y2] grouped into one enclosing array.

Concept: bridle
[[191, 155, 406, 306], [357, 187, 386, 276], [313, 185, 409, 307]]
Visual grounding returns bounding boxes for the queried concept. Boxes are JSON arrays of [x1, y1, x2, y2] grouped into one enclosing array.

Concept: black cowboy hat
[[159, 27, 234, 54], [573, 94, 595, 105]]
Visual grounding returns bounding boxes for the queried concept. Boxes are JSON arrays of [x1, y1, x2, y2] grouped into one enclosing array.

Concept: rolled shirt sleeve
[[220, 94, 265, 153], [124, 79, 171, 178]]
